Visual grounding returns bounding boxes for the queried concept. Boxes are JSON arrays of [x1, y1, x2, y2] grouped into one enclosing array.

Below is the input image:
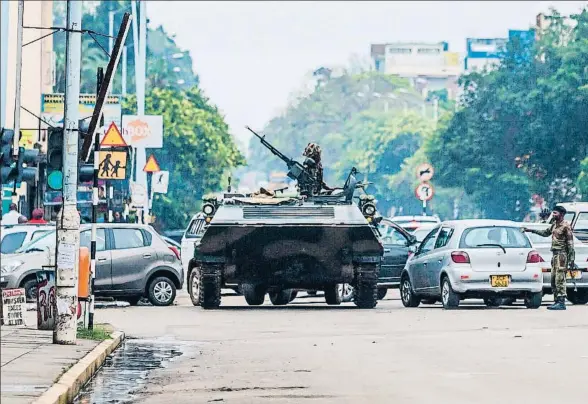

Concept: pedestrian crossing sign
[[100, 122, 127, 148], [143, 154, 161, 172], [98, 150, 127, 180]]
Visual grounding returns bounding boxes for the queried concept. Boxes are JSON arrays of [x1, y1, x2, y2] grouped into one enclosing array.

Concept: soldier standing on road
[[302, 143, 332, 194], [522, 205, 575, 310]]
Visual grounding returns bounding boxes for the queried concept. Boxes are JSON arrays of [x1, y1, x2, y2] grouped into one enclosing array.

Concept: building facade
[[370, 41, 462, 99]]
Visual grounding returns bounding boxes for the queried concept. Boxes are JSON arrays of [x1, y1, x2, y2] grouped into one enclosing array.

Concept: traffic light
[[16, 146, 39, 184], [46, 126, 64, 190], [1, 128, 16, 184], [78, 119, 94, 184]]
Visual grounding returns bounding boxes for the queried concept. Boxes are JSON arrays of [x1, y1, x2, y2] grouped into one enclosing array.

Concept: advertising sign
[[1, 288, 26, 326], [41, 93, 122, 128], [122, 115, 163, 148], [466, 38, 508, 59]]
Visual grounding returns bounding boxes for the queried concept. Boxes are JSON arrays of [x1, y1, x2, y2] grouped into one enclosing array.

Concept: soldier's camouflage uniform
[[528, 221, 575, 298], [303, 143, 327, 195]]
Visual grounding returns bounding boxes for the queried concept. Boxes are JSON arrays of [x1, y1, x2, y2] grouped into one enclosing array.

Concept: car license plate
[[490, 275, 510, 287], [566, 270, 582, 280]]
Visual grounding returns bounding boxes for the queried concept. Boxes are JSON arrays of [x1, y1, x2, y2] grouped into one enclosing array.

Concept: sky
[[147, 1, 588, 152]]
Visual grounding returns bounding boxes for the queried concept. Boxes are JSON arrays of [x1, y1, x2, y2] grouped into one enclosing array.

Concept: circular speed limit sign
[[415, 182, 434, 201]]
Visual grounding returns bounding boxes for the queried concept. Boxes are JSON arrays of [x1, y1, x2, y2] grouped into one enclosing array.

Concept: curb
[[33, 331, 125, 404]]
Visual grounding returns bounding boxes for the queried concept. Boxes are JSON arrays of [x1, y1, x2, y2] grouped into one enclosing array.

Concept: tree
[[52, 0, 199, 94], [123, 87, 245, 229], [426, 7, 588, 219]]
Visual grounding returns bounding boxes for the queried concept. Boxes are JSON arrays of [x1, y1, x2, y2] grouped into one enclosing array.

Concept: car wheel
[[484, 297, 501, 307], [441, 277, 459, 309], [269, 289, 294, 305], [189, 268, 200, 306], [566, 289, 588, 305], [324, 284, 342, 305], [421, 298, 437, 305], [524, 292, 542, 309], [242, 283, 266, 306], [400, 276, 420, 308], [21, 278, 38, 302], [377, 288, 388, 300], [148, 276, 176, 306]]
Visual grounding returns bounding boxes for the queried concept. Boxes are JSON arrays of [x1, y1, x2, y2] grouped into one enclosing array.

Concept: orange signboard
[[143, 154, 161, 173]]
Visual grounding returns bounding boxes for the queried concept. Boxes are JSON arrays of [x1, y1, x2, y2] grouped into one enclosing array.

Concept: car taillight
[[451, 251, 470, 264], [169, 246, 181, 260], [527, 251, 543, 263]]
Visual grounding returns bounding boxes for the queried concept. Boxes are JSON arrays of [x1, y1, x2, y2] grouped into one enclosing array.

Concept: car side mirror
[[408, 244, 418, 254]]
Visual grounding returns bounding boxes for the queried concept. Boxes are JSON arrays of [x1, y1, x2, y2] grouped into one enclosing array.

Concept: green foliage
[[123, 87, 245, 230], [246, 71, 454, 215], [52, 0, 198, 94], [426, 8, 588, 219]]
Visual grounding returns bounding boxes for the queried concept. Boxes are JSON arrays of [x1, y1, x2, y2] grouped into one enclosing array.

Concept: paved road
[[97, 291, 588, 404]]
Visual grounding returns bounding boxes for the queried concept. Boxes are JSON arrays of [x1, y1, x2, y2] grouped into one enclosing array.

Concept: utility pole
[[88, 67, 103, 331], [0, 0, 10, 130], [122, 46, 127, 96], [54, 0, 82, 345], [12, 0, 24, 156]]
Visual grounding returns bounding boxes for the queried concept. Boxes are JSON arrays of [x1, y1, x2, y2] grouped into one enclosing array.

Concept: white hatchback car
[[400, 220, 543, 309], [1, 224, 54, 255]]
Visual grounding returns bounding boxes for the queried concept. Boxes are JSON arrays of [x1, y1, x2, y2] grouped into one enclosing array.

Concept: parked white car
[[522, 222, 588, 305], [400, 220, 543, 309], [180, 213, 206, 276], [1, 224, 54, 255]]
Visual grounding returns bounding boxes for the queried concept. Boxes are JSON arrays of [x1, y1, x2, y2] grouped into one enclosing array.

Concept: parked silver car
[[400, 220, 543, 309], [522, 222, 588, 305], [0, 224, 183, 306]]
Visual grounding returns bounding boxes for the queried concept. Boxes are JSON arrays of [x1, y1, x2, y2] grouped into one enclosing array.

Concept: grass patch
[[77, 323, 114, 340]]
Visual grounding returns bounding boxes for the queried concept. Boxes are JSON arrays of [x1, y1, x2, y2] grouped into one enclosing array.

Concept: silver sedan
[[400, 220, 543, 309]]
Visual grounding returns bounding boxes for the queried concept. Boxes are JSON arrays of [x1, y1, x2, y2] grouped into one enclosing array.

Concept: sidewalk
[[1, 326, 99, 404]]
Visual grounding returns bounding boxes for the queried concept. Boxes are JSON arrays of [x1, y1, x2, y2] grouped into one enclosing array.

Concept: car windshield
[[15, 230, 56, 253], [459, 226, 531, 249], [574, 212, 588, 232]]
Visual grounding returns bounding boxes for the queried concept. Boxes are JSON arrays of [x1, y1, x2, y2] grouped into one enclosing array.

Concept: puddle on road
[[74, 339, 187, 404]]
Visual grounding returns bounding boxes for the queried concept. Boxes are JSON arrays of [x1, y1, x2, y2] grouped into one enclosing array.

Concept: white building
[[370, 41, 462, 99]]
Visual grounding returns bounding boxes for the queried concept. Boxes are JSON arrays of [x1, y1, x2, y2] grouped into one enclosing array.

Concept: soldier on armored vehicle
[[189, 127, 384, 310]]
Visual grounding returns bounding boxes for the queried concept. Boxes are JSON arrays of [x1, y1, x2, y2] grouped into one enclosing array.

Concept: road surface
[[95, 291, 588, 404]]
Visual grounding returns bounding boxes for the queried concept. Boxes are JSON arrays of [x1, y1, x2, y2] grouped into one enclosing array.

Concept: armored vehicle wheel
[[324, 284, 342, 305], [289, 291, 298, 302], [242, 283, 266, 306], [189, 268, 200, 306], [377, 288, 388, 300], [269, 289, 294, 305], [353, 264, 379, 309], [199, 264, 222, 309]]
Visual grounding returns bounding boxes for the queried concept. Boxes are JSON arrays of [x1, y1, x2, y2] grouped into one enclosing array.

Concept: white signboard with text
[[122, 115, 163, 148]]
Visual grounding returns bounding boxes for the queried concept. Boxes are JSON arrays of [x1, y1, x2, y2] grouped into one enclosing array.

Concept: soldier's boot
[[547, 296, 566, 310]]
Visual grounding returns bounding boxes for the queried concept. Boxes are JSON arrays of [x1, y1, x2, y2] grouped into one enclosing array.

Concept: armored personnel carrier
[[189, 128, 384, 309]]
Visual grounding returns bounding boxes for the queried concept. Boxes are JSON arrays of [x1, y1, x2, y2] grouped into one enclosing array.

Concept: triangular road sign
[[100, 122, 127, 147], [143, 154, 161, 172]]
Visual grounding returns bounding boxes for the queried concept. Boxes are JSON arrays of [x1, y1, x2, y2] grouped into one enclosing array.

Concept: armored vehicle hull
[[192, 202, 383, 309]]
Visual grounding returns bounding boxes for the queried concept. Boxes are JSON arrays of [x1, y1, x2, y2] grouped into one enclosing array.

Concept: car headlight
[[1, 261, 24, 274]]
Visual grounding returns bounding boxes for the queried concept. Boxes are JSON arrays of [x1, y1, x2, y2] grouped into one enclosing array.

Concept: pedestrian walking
[[28, 208, 48, 224], [522, 205, 575, 310], [17, 215, 28, 224], [1, 203, 21, 225], [113, 211, 125, 223]]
